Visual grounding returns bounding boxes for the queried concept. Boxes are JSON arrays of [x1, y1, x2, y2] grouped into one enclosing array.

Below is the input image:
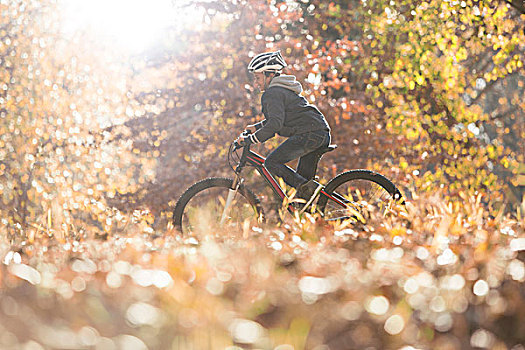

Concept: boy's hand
[[245, 124, 257, 133], [235, 131, 250, 146]]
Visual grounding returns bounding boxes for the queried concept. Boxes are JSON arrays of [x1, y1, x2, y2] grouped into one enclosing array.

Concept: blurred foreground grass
[[0, 191, 524, 350]]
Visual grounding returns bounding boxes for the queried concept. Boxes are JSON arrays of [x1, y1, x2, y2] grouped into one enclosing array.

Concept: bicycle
[[172, 133, 405, 234]]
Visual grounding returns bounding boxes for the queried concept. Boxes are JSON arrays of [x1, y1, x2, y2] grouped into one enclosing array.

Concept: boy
[[236, 50, 332, 199]]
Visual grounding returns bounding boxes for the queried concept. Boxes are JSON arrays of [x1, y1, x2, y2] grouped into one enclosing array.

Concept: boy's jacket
[[249, 75, 330, 144]]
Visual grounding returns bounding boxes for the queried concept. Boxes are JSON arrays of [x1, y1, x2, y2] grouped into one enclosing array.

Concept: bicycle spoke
[[180, 186, 258, 235], [323, 177, 397, 222]]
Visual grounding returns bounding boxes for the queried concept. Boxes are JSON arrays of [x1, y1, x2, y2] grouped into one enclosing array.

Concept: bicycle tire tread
[[317, 170, 404, 213]]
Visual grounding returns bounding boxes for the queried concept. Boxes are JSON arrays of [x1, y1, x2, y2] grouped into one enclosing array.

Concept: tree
[[357, 0, 524, 201], [0, 1, 149, 239]]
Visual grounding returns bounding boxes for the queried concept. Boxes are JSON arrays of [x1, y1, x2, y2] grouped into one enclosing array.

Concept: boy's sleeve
[[248, 89, 285, 144]]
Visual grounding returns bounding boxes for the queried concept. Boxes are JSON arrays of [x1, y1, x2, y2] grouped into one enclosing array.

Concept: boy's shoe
[[296, 180, 318, 200]]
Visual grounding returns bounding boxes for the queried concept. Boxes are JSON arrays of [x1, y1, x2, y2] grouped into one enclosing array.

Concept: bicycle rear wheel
[[172, 177, 264, 235], [317, 170, 404, 222]]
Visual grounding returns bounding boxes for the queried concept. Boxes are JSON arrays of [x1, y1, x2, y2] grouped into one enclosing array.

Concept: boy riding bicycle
[[236, 51, 332, 200]]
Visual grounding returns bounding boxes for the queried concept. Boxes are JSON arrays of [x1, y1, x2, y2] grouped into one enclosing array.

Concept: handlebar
[[233, 130, 251, 150]]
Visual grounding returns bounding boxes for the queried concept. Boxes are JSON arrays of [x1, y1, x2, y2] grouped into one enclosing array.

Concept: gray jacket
[[248, 75, 330, 144]]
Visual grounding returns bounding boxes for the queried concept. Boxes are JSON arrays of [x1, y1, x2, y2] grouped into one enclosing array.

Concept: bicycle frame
[[174, 140, 405, 232], [232, 143, 350, 214]]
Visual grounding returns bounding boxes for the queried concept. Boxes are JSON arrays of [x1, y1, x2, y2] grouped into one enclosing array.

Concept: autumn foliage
[[1, 0, 525, 349]]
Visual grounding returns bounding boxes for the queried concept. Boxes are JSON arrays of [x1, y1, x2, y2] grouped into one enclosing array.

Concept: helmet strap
[[264, 71, 280, 77], [263, 71, 278, 90]]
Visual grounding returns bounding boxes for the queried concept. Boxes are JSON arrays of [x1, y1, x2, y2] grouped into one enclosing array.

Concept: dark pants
[[264, 130, 330, 188]]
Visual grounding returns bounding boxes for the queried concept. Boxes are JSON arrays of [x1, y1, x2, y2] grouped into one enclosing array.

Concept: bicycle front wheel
[[317, 170, 404, 222], [172, 177, 265, 235]]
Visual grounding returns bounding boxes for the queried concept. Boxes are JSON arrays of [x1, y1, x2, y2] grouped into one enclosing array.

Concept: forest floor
[[0, 192, 524, 350]]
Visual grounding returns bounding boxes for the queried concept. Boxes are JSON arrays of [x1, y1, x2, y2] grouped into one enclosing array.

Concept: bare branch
[[504, 0, 525, 14]]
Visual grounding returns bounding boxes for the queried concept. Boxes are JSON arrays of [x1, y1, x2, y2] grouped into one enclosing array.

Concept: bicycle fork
[[219, 173, 242, 225]]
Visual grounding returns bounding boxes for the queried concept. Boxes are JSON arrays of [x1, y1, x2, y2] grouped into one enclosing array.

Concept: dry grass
[[0, 191, 524, 350]]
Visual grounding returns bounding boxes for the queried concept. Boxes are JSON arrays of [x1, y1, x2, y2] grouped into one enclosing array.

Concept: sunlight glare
[[61, 0, 201, 52]]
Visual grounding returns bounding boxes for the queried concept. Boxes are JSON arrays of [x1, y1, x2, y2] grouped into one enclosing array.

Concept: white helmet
[[247, 50, 286, 73]]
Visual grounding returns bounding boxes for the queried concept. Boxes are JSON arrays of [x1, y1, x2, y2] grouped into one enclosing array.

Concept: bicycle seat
[[316, 144, 337, 154]]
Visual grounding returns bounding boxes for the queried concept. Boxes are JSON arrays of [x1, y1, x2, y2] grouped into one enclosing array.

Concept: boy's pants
[[264, 129, 330, 188]]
